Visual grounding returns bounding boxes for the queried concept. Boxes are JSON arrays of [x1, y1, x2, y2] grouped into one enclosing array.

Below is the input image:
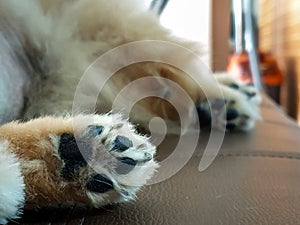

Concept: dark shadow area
[[284, 57, 298, 119]]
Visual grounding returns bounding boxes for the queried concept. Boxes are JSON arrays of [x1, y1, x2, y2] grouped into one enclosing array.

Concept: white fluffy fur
[[0, 141, 25, 224], [0, 0, 200, 123], [0, 0, 261, 129]]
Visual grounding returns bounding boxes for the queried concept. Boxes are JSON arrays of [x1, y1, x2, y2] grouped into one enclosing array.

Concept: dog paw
[[196, 83, 261, 131], [214, 72, 262, 104], [50, 114, 158, 207], [225, 82, 262, 105]]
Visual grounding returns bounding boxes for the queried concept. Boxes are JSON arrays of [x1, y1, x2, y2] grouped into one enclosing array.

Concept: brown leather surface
[[12, 96, 300, 225]]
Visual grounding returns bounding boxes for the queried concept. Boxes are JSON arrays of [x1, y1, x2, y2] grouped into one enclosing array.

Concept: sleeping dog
[[0, 0, 261, 223]]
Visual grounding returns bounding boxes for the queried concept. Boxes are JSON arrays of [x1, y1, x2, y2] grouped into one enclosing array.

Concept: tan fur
[[0, 118, 93, 206]]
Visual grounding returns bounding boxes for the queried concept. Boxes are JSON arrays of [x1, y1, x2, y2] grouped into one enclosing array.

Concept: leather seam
[[219, 152, 300, 160], [262, 120, 299, 129]]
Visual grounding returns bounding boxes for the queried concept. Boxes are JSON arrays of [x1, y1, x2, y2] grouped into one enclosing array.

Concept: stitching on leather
[[219, 151, 300, 160], [262, 119, 299, 129], [260, 104, 274, 109]]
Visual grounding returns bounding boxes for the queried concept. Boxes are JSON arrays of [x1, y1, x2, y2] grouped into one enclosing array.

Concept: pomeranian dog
[[0, 0, 261, 223]]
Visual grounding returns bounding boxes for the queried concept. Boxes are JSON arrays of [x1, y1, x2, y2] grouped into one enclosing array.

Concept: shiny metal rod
[[150, 0, 169, 16], [233, 0, 243, 54], [243, 0, 263, 90]]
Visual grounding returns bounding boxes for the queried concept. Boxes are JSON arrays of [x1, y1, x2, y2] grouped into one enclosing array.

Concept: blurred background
[[147, 0, 300, 124]]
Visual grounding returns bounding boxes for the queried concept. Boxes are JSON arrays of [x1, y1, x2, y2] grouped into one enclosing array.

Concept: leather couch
[[12, 95, 300, 225]]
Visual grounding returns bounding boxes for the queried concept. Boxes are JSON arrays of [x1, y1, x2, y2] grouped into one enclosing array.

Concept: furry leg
[[0, 114, 158, 212], [0, 142, 25, 224]]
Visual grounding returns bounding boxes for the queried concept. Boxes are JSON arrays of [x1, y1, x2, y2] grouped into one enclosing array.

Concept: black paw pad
[[196, 105, 211, 127], [61, 163, 85, 180], [226, 123, 236, 130], [196, 99, 227, 128], [87, 125, 104, 137], [115, 157, 137, 175], [86, 174, 113, 193], [58, 133, 88, 180], [241, 114, 250, 120], [243, 91, 256, 98], [226, 108, 239, 121], [111, 136, 133, 152], [229, 83, 239, 89]]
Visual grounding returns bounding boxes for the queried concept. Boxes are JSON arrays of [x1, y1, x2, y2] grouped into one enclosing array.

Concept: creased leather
[[17, 96, 300, 225]]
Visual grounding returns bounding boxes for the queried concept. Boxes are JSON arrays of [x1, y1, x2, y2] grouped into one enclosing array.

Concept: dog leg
[[0, 114, 158, 223]]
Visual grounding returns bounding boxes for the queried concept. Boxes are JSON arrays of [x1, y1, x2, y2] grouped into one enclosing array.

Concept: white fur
[[0, 141, 25, 224], [0, 0, 200, 122]]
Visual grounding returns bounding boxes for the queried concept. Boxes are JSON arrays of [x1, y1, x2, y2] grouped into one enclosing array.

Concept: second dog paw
[[196, 84, 261, 131]]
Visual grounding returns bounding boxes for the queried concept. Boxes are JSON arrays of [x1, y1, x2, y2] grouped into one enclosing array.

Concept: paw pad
[[226, 108, 239, 121], [53, 115, 158, 205], [87, 125, 104, 137], [58, 133, 88, 180], [112, 135, 133, 152], [196, 105, 212, 127], [229, 83, 239, 89], [196, 96, 255, 131], [58, 133, 86, 163], [115, 157, 137, 175], [226, 123, 236, 130], [243, 91, 256, 98], [86, 174, 114, 193]]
